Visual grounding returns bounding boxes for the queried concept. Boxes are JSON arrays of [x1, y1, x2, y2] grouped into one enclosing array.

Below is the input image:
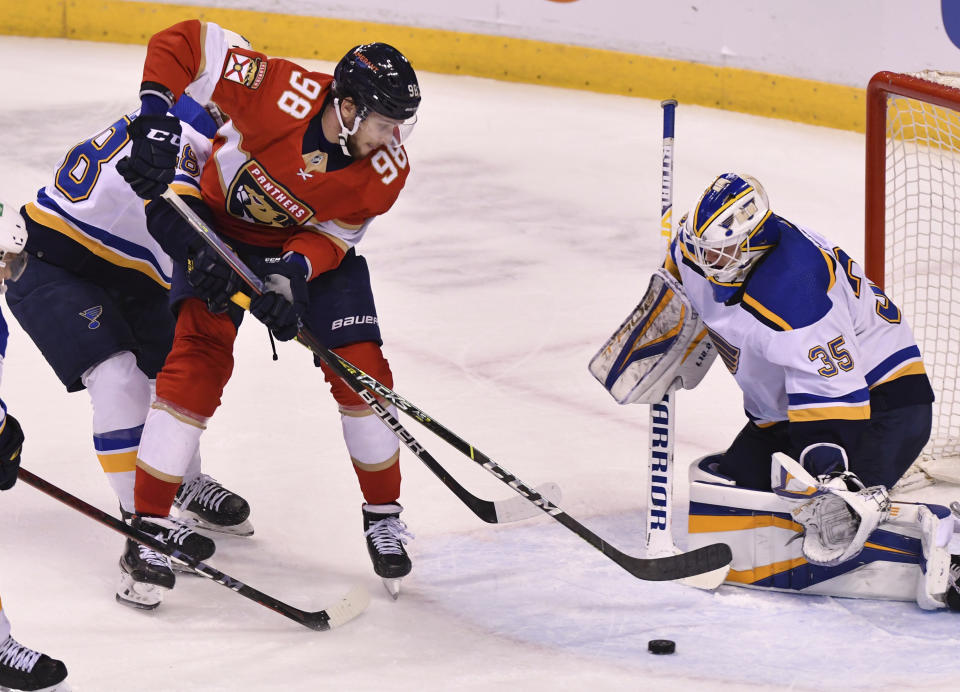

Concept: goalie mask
[[680, 173, 776, 285]]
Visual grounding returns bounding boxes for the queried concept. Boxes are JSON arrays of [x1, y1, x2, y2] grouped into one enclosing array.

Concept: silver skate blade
[[381, 577, 402, 600], [174, 509, 255, 537], [116, 572, 169, 610]]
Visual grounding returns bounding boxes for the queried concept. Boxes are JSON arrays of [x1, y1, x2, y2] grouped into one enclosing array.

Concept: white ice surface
[[0, 36, 958, 692]]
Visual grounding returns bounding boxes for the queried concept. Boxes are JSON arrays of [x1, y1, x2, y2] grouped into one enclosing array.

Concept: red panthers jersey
[[141, 20, 411, 277]]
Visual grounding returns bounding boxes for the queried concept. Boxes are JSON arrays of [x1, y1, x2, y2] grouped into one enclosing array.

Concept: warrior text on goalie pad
[[589, 268, 716, 404]]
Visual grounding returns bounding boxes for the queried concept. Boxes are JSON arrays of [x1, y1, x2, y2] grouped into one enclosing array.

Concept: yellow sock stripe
[[97, 450, 137, 474]]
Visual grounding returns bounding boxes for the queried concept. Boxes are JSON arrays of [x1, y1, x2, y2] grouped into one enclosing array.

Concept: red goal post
[[864, 70, 960, 487]]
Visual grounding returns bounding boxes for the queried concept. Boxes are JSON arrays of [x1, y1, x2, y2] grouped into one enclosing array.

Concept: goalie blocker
[[589, 268, 716, 404], [686, 453, 960, 611]]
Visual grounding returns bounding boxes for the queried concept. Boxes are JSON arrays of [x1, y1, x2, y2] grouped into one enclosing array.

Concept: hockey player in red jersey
[[116, 20, 420, 596]]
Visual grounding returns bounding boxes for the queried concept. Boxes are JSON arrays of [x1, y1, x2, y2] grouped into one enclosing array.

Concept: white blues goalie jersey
[[22, 97, 214, 290], [665, 220, 933, 446]]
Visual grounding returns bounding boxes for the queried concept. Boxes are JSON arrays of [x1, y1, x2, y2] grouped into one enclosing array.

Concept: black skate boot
[[175, 473, 254, 536], [0, 634, 68, 691], [946, 555, 960, 611], [362, 502, 413, 599], [117, 516, 177, 610], [121, 510, 216, 566]]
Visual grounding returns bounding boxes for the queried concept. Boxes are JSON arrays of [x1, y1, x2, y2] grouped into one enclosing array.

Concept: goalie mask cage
[[865, 70, 960, 487]]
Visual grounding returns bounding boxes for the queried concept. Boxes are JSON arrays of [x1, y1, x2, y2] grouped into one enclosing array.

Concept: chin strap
[[333, 97, 361, 156]]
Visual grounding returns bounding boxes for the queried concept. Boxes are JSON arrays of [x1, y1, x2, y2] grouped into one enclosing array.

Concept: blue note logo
[[705, 327, 740, 374], [80, 306, 103, 329]]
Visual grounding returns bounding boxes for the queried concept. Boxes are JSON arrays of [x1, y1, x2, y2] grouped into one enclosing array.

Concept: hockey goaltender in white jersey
[[593, 172, 960, 611]]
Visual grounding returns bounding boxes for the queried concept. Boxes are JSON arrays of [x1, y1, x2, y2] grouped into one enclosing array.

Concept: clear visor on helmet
[[363, 110, 418, 148], [0, 251, 27, 283]]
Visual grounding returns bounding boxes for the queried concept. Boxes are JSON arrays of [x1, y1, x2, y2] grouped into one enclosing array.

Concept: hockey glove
[[249, 255, 310, 341], [186, 244, 245, 314], [0, 413, 24, 491], [116, 114, 183, 200]]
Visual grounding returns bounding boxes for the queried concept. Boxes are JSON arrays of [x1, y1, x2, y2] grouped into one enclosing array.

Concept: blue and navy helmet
[[680, 173, 776, 285], [332, 43, 420, 121]]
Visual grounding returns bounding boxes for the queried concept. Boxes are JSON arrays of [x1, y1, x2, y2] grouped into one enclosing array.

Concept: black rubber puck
[[648, 639, 676, 655]]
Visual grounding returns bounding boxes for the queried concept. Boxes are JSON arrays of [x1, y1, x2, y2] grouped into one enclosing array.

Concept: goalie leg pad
[[589, 268, 716, 405], [687, 455, 927, 603]]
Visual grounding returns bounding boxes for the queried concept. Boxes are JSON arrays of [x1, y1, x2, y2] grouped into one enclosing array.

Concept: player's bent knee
[[341, 406, 401, 466], [82, 351, 152, 430], [322, 341, 393, 408]]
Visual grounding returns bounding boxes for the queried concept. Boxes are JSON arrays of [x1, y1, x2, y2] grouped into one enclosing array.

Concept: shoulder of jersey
[[740, 221, 836, 332]]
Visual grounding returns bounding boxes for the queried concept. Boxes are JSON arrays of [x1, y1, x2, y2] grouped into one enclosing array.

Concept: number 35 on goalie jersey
[[666, 222, 932, 430]]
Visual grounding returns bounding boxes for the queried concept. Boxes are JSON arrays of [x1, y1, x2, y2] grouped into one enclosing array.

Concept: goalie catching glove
[[772, 450, 890, 567], [589, 268, 716, 404]]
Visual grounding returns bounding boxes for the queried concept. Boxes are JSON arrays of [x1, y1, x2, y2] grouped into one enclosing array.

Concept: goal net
[[865, 70, 960, 489]]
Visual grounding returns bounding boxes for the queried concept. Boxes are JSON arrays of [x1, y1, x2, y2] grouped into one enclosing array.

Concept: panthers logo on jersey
[[226, 160, 315, 228]]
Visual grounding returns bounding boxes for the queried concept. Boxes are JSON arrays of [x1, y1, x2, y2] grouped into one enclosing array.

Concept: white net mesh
[[883, 71, 960, 485]]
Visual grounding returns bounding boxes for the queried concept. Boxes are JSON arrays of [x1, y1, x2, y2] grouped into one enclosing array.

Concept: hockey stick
[[17, 467, 368, 631], [161, 191, 732, 581], [646, 101, 730, 589], [645, 99, 679, 561], [160, 191, 557, 525]]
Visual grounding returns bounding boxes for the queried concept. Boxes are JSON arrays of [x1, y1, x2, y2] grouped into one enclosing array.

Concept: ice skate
[[0, 634, 68, 692], [174, 473, 254, 536], [116, 534, 175, 610], [362, 502, 413, 600], [121, 510, 216, 575], [945, 556, 960, 612]]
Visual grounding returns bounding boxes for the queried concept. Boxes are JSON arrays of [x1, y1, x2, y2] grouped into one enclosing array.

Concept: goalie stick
[[17, 467, 367, 631], [161, 191, 733, 581], [646, 100, 730, 590]]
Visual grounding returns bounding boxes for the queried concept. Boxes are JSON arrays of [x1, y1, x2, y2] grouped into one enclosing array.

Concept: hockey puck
[[648, 639, 676, 655]]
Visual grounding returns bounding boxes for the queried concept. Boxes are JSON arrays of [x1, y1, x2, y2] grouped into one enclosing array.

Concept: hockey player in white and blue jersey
[[669, 172, 934, 489], [0, 204, 69, 692], [3, 96, 253, 610], [661, 173, 960, 611]]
